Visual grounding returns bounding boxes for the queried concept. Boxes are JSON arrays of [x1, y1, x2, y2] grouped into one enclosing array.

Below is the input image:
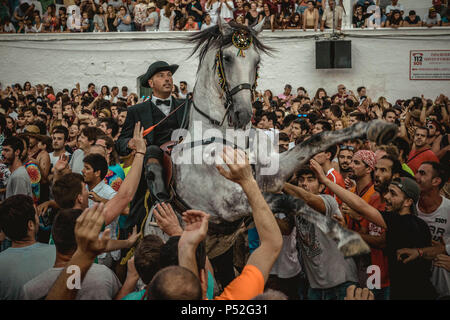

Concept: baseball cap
[[432, 0, 441, 5], [390, 177, 420, 215]]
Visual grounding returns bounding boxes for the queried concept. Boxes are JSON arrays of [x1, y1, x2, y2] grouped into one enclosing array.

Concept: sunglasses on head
[[340, 145, 355, 151]]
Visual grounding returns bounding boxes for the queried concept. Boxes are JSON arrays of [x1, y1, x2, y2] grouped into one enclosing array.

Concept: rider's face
[[149, 71, 173, 98]]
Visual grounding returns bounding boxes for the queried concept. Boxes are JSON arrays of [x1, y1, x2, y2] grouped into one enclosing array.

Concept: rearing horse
[[144, 18, 398, 257]]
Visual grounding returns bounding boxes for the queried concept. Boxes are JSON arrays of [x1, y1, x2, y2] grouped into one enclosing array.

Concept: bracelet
[[418, 248, 424, 258], [136, 151, 146, 156]]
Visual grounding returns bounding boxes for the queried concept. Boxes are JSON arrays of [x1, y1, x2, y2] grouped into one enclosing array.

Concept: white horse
[[144, 19, 398, 257]]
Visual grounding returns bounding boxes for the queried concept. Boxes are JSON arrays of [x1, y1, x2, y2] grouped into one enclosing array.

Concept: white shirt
[[385, 4, 404, 14], [49, 151, 71, 168], [151, 95, 172, 116], [219, 1, 234, 20], [418, 196, 450, 298]]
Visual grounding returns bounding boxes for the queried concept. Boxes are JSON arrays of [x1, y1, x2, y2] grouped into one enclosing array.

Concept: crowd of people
[[1, 0, 449, 33], [0, 64, 449, 300]]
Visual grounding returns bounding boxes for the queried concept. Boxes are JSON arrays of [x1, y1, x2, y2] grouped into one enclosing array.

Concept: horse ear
[[252, 17, 265, 34], [218, 16, 232, 35]]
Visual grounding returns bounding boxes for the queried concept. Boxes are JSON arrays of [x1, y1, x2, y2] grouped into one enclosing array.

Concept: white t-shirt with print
[[418, 196, 450, 298]]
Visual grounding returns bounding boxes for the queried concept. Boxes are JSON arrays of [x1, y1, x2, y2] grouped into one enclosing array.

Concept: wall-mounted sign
[[410, 50, 450, 81]]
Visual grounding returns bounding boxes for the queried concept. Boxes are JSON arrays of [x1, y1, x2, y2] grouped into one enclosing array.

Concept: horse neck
[[189, 51, 227, 135]]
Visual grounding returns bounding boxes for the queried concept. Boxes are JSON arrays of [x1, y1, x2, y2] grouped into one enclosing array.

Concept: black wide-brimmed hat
[[140, 61, 179, 88]]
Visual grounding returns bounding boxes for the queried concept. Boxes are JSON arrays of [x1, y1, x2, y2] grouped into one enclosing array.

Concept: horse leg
[[263, 193, 371, 257], [257, 119, 397, 192]]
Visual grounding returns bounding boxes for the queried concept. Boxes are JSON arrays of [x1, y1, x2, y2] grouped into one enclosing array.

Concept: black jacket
[[116, 97, 187, 156]]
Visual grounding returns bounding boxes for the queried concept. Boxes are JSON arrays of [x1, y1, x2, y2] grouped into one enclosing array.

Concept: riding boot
[[145, 163, 170, 203]]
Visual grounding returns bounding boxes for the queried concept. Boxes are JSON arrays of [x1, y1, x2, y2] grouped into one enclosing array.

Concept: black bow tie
[[155, 99, 170, 106]]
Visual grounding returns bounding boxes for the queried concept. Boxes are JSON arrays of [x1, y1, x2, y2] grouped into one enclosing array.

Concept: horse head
[[189, 18, 271, 130]]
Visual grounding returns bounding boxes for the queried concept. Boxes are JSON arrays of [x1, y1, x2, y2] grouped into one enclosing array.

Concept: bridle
[[192, 29, 259, 127]]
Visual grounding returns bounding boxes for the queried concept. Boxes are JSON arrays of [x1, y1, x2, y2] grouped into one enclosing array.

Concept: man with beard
[[337, 145, 354, 181], [311, 160, 437, 300], [407, 127, 439, 174], [358, 154, 402, 300], [1, 136, 32, 199], [344, 150, 377, 232], [397, 162, 450, 298], [49, 126, 71, 168]]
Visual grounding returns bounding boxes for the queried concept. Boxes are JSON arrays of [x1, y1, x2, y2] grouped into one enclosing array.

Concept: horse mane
[[187, 21, 273, 63]]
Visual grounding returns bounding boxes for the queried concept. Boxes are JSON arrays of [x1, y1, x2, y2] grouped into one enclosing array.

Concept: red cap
[[47, 94, 56, 101]]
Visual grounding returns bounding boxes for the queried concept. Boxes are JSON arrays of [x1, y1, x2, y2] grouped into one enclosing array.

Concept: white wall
[[1, 28, 449, 103]]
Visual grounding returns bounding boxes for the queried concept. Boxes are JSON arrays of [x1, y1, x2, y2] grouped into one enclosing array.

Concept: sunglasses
[[298, 114, 308, 118], [339, 145, 355, 151]]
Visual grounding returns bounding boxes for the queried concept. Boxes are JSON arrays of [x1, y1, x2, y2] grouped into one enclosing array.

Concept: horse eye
[[224, 55, 232, 63]]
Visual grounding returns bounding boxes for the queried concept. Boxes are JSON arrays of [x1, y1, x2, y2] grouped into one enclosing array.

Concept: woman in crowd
[[288, 12, 302, 29], [259, 3, 275, 30], [302, 0, 319, 31], [93, 5, 106, 32], [100, 85, 111, 100], [142, 4, 159, 31], [159, 3, 175, 31], [245, 1, 259, 26], [183, 15, 199, 30], [105, 4, 117, 32], [42, 4, 58, 32], [114, 6, 132, 32]]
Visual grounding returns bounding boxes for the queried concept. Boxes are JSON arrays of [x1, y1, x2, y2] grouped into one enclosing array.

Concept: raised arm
[[310, 159, 387, 229], [103, 122, 146, 225], [216, 146, 282, 283], [46, 203, 111, 300], [283, 182, 326, 214]]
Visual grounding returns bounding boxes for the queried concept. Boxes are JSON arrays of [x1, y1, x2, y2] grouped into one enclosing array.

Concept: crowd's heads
[[350, 149, 376, 180], [1, 136, 24, 165], [296, 166, 324, 194], [415, 161, 448, 192], [52, 209, 83, 255], [147, 266, 202, 300], [386, 177, 420, 215], [134, 235, 165, 285], [0, 195, 38, 242], [52, 173, 88, 209], [82, 153, 108, 183]]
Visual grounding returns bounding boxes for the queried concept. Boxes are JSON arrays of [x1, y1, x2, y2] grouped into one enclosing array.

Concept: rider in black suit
[[116, 61, 187, 229]]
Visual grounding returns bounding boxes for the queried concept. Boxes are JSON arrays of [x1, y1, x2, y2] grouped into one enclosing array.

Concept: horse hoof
[[367, 120, 398, 145], [338, 236, 371, 257]]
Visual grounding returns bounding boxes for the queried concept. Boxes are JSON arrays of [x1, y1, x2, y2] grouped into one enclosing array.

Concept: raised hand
[[127, 122, 146, 153], [126, 226, 140, 247], [75, 203, 111, 260], [216, 146, 254, 185], [179, 210, 210, 248], [54, 154, 69, 172], [309, 159, 326, 183], [153, 202, 183, 237]]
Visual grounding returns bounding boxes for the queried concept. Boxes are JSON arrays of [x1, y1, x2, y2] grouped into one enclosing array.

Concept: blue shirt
[[0, 243, 56, 300]]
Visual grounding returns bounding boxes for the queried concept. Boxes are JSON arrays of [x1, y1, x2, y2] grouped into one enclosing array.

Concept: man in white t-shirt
[[397, 162, 450, 298], [423, 7, 442, 27], [49, 126, 71, 168], [385, 0, 404, 16], [283, 166, 358, 300]]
